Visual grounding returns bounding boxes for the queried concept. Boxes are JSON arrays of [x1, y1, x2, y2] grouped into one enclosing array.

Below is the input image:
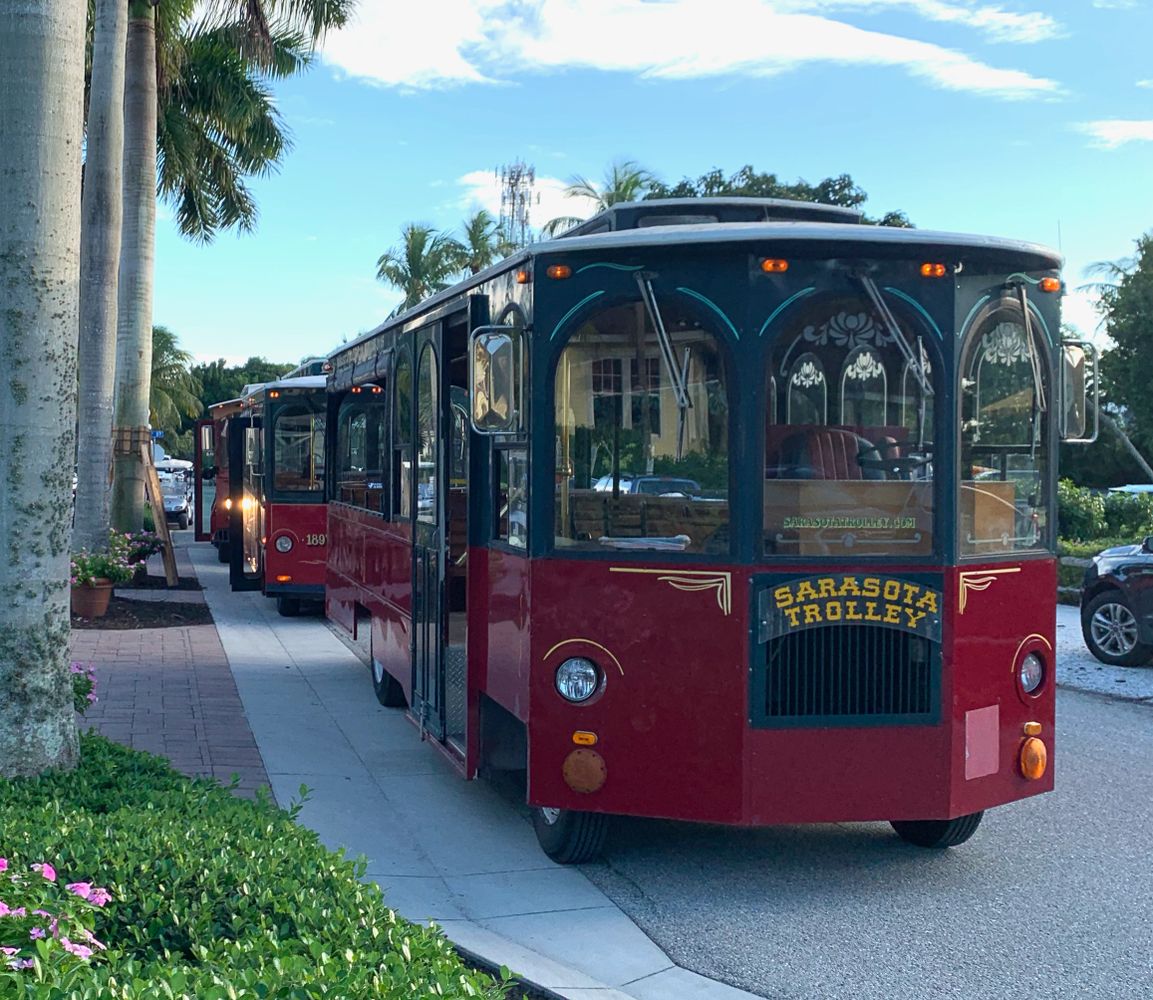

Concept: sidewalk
[[69, 538, 758, 1000]]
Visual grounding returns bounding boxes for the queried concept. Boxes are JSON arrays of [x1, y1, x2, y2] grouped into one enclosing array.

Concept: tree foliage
[[376, 223, 468, 313], [646, 165, 912, 227], [191, 356, 295, 407], [1089, 234, 1153, 473], [543, 159, 657, 236]]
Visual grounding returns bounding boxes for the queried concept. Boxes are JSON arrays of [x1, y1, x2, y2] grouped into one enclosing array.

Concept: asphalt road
[[582, 628, 1153, 999]]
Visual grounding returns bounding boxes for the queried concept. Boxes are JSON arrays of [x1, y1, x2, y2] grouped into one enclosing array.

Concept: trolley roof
[[554, 198, 862, 237]]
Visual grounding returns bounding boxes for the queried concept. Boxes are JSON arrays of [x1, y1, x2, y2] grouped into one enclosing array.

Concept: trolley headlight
[[274, 535, 293, 553], [1019, 652, 1044, 694], [223, 497, 233, 511], [555, 657, 601, 703]]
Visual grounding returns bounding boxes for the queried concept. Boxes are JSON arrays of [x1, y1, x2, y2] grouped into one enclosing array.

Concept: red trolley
[[323, 198, 1095, 861]]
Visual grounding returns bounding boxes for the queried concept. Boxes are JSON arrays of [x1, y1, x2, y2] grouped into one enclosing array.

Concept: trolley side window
[[271, 403, 325, 496], [959, 302, 1051, 557], [553, 296, 730, 555], [764, 293, 935, 557], [335, 391, 387, 512]]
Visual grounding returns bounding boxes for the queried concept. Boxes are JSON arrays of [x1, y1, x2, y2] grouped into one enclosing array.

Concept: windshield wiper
[[635, 272, 692, 411], [1015, 282, 1047, 413], [856, 273, 933, 398]]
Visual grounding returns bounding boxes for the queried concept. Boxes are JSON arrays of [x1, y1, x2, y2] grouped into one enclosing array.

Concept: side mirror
[[201, 466, 217, 481], [469, 325, 521, 434], [1143, 535, 1153, 554], [1061, 341, 1098, 443]]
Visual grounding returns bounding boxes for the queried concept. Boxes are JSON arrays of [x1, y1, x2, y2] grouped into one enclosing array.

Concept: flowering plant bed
[[0, 735, 511, 997]]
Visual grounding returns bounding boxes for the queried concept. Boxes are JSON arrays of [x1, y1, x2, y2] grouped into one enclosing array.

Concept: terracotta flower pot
[[71, 578, 114, 618]]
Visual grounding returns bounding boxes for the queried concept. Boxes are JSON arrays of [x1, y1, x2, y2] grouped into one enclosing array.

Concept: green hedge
[[0, 734, 510, 998], [1057, 479, 1153, 542]]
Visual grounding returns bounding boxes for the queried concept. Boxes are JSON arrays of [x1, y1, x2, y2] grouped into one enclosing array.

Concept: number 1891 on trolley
[[322, 198, 1095, 863]]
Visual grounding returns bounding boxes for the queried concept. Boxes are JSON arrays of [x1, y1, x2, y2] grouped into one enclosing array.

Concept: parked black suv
[[1080, 536, 1153, 666]]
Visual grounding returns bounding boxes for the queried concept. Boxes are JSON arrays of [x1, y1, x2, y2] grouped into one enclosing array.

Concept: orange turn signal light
[[268, 389, 280, 399], [1040, 277, 1061, 293], [275, 574, 292, 583], [1019, 736, 1048, 780], [371, 385, 382, 394], [515, 269, 531, 284], [760, 258, 789, 273], [920, 262, 948, 278], [546, 264, 572, 280], [350, 386, 362, 394], [572, 731, 598, 746], [1023, 721, 1042, 736]]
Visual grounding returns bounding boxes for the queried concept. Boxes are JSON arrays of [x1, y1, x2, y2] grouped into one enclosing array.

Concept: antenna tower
[[498, 161, 536, 249]]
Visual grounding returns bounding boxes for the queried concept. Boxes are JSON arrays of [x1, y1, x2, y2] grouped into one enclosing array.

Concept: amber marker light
[[920, 262, 948, 278], [516, 269, 531, 284], [1019, 737, 1048, 780], [1023, 721, 1042, 736], [276, 575, 292, 583], [760, 258, 789, 273], [546, 264, 572, 280], [350, 386, 362, 394], [268, 390, 280, 398], [371, 385, 383, 394], [572, 731, 598, 746], [1040, 277, 1062, 293]]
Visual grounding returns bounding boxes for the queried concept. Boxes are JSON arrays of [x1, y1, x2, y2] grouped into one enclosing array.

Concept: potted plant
[[70, 543, 134, 619]]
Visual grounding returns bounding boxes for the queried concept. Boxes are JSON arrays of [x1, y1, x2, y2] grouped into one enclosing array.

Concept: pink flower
[[0, 947, 17, 956], [0, 859, 7, 872], [66, 882, 92, 899], [29, 927, 45, 940], [86, 887, 111, 907], [0, 901, 26, 918], [31, 863, 55, 882], [60, 938, 93, 960]]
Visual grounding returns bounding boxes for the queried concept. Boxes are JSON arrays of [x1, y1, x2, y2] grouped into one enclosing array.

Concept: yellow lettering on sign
[[817, 577, 837, 598], [902, 583, 920, 605], [864, 601, 883, 622], [883, 579, 901, 602], [862, 577, 881, 598], [796, 580, 818, 602], [838, 576, 861, 596], [803, 604, 823, 625], [884, 604, 902, 625], [904, 608, 927, 630], [916, 590, 939, 613], [845, 601, 863, 621], [826, 601, 843, 622], [783, 606, 802, 627], [774, 585, 794, 609]]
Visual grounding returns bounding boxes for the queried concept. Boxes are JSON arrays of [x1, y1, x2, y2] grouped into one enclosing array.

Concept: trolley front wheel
[[532, 806, 609, 864], [217, 542, 230, 564], [371, 658, 407, 708], [891, 810, 984, 848]]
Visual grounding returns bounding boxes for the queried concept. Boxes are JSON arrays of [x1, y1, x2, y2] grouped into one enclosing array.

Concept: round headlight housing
[[555, 657, 601, 703], [1019, 652, 1044, 695], [274, 535, 294, 553]]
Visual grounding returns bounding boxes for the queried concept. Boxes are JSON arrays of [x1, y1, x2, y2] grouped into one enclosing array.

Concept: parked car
[[157, 461, 195, 530], [1080, 536, 1153, 666], [591, 474, 701, 497], [1109, 484, 1153, 494]]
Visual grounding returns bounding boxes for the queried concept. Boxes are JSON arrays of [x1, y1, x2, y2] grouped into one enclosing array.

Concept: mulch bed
[[72, 596, 214, 630], [120, 573, 203, 592]]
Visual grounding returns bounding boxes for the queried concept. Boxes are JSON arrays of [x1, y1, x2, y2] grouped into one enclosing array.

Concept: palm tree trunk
[[111, 1, 157, 531], [0, 0, 84, 775], [75, 0, 128, 551]]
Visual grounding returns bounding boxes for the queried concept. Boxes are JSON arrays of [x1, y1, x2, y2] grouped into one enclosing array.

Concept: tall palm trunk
[[0, 0, 84, 775], [111, 1, 157, 530], [75, 0, 128, 551]]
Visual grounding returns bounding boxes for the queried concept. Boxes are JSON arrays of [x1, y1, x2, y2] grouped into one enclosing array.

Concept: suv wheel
[[1082, 591, 1153, 666]]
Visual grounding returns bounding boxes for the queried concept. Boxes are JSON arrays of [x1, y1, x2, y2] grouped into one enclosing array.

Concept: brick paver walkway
[[71, 604, 270, 798]]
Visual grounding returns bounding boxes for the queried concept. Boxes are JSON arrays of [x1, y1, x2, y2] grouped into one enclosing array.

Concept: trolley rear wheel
[[891, 810, 984, 848], [532, 806, 609, 864], [371, 658, 406, 708], [276, 596, 301, 617], [216, 542, 230, 564]]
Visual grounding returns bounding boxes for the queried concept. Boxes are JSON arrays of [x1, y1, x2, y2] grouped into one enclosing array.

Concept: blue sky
[[153, 0, 1153, 367]]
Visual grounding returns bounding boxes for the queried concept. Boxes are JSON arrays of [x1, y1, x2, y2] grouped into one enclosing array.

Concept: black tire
[[1081, 590, 1153, 667], [371, 658, 406, 707], [217, 542, 230, 564], [276, 596, 301, 617], [891, 810, 984, 848], [532, 806, 609, 864], [177, 513, 189, 530]]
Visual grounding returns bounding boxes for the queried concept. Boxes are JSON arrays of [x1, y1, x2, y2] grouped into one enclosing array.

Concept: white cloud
[[320, 0, 1059, 100], [1137, 79, 1153, 89], [1061, 287, 1103, 339], [778, 1, 1061, 44], [1092, 0, 1135, 8], [1076, 119, 1153, 150]]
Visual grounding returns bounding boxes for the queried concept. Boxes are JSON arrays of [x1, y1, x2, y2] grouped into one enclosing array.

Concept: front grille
[[763, 624, 937, 724]]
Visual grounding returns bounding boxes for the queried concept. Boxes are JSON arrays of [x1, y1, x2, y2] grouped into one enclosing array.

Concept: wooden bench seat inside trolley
[[559, 491, 728, 551]]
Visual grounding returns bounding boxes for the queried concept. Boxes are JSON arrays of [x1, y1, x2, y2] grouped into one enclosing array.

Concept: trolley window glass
[[764, 294, 935, 557], [554, 296, 730, 555], [959, 302, 1051, 557], [271, 403, 325, 498]]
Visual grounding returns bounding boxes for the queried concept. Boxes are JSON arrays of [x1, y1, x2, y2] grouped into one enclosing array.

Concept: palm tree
[[543, 159, 657, 237], [150, 326, 203, 432], [109, 0, 353, 530], [0, 0, 85, 775], [459, 210, 510, 274], [377, 224, 466, 313], [74, 0, 129, 552]]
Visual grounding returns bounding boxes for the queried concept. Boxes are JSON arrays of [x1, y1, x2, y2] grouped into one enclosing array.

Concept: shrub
[[69, 664, 97, 714], [1056, 479, 1106, 541], [0, 735, 510, 998], [1101, 490, 1153, 539]]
